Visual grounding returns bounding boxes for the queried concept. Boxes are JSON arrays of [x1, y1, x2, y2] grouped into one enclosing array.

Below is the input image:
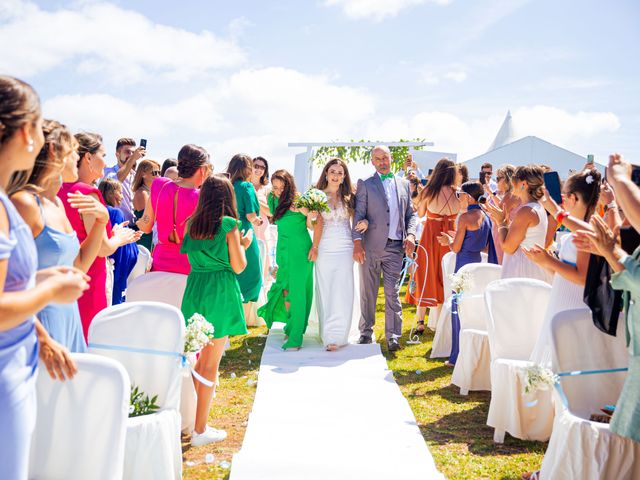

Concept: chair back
[[126, 271, 187, 309], [127, 245, 153, 284], [485, 278, 551, 361], [457, 263, 502, 296], [29, 354, 129, 480], [88, 302, 185, 410], [441, 251, 457, 298], [551, 308, 628, 419]]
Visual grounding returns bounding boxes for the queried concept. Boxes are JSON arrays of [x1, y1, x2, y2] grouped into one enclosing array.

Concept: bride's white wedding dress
[[314, 201, 360, 347]]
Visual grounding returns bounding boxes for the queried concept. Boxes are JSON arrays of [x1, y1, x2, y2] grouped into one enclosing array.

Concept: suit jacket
[[352, 173, 417, 254]]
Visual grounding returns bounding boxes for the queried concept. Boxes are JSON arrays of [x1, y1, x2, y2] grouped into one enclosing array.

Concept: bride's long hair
[[315, 157, 355, 215]]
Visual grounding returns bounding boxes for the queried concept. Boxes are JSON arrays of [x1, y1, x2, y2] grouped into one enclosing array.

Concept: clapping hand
[[573, 215, 619, 257], [437, 232, 453, 246], [483, 201, 507, 225], [599, 181, 616, 207], [112, 222, 143, 246], [354, 219, 368, 233], [68, 192, 110, 224], [607, 153, 632, 187], [522, 243, 553, 267]]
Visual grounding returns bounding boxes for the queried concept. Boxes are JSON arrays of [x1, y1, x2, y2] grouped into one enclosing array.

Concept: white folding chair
[[125, 271, 196, 434], [540, 308, 637, 479], [430, 252, 456, 357], [451, 263, 502, 394], [127, 245, 152, 285], [88, 302, 184, 480], [485, 278, 553, 443], [29, 354, 129, 480]]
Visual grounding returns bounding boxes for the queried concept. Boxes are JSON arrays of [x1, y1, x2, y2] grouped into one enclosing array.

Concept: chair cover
[[452, 263, 502, 394], [485, 278, 554, 442], [427, 252, 456, 331], [88, 302, 184, 480], [29, 354, 129, 480], [541, 308, 637, 479], [125, 271, 195, 433], [127, 245, 152, 285]]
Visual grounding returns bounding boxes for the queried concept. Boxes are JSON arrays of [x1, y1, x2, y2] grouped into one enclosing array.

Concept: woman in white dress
[[485, 165, 550, 282], [525, 168, 602, 367], [309, 158, 364, 351]]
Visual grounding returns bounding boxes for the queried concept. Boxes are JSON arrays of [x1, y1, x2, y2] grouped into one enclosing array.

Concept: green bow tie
[[380, 172, 394, 181]]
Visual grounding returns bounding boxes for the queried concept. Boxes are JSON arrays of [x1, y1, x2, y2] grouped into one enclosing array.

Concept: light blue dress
[[33, 196, 86, 352], [0, 190, 39, 480]]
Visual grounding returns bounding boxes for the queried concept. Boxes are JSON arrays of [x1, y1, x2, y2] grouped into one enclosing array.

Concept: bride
[[309, 158, 364, 351]]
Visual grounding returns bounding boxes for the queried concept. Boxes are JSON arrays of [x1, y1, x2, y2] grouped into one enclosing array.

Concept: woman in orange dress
[[405, 158, 460, 333]]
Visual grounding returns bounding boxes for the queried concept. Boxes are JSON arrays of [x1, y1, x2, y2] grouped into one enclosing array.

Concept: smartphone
[[420, 178, 428, 186], [479, 171, 486, 185], [586, 154, 594, 165], [543, 171, 562, 205], [140, 138, 147, 149]]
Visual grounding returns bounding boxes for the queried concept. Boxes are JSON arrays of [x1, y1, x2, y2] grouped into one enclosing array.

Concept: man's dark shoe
[[387, 338, 400, 352], [358, 335, 372, 344]]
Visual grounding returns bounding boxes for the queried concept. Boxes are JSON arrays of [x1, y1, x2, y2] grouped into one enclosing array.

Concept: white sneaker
[[191, 426, 227, 446]]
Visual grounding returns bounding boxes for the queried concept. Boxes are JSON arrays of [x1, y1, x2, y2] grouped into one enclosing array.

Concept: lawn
[[183, 284, 546, 480]]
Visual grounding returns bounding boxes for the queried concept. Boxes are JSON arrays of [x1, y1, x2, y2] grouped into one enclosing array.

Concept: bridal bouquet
[[295, 188, 330, 215], [449, 271, 472, 294], [522, 364, 559, 395], [184, 313, 215, 364]]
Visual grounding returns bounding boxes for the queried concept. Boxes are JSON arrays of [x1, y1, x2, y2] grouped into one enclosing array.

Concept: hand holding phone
[[139, 138, 147, 149]]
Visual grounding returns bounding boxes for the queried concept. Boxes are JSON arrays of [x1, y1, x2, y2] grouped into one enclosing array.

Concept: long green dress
[[234, 180, 263, 303], [257, 193, 313, 349], [180, 216, 248, 338], [609, 246, 640, 442]]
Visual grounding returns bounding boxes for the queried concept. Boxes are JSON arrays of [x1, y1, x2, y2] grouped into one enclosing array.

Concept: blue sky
[[1, 0, 638, 174]]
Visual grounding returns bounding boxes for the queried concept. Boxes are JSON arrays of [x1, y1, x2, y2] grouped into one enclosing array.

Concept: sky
[[1, 0, 638, 177]]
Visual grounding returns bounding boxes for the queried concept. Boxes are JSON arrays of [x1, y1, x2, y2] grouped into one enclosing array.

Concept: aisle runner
[[230, 325, 444, 480]]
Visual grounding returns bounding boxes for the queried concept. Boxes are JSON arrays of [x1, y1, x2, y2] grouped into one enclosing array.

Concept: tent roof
[[487, 110, 516, 152], [462, 136, 586, 178]]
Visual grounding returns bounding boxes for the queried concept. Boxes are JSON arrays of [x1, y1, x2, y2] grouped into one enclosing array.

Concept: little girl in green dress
[[181, 174, 253, 446]]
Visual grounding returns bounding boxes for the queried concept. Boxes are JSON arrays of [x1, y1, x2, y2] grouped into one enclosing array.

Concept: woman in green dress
[[258, 169, 315, 350], [227, 154, 263, 314], [181, 174, 252, 446]]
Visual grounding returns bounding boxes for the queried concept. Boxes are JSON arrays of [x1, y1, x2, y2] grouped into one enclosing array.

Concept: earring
[[520, 185, 524, 191], [27, 139, 34, 153]]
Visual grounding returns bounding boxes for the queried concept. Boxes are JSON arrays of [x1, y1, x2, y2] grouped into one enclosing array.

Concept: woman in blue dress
[[438, 181, 498, 365], [0, 76, 89, 480]]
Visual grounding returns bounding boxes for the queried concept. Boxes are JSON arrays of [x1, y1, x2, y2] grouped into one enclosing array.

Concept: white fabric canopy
[[29, 354, 129, 480]]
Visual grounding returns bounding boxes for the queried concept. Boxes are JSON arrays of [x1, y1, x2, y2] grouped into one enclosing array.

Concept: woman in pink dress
[[137, 144, 212, 274], [58, 132, 140, 339]]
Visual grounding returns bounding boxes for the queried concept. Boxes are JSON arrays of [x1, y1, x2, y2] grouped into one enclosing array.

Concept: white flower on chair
[[522, 364, 559, 395], [449, 271, 472, 294]]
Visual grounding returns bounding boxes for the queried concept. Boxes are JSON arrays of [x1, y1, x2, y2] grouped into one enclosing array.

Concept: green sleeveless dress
[[234, 180, 263, 303], [257, 194, 313, 349], [180, 216, 248, 338]]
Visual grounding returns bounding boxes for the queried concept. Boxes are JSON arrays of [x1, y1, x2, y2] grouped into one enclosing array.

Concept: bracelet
[[606, 202, 617, 210], [556, 210, 570, 224], [498, 225, 509, 231]]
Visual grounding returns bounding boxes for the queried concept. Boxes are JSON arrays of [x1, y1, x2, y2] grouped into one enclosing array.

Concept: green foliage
[[129, 384, 160, 417], [311, 139, 427, 173]]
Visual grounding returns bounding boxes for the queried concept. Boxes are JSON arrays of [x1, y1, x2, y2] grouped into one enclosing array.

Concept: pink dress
[[58, 181, 113, 340], [150, 177, 199, 274]]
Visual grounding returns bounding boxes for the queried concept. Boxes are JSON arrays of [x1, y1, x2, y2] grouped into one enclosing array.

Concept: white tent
[[463, 136, 587, 179]]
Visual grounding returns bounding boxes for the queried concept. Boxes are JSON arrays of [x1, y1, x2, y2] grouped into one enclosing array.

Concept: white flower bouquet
[[184, 313, 214, 358], [522, 364, 559, 395], [449, 271, 472, 294], [294, 188, 330, 215]]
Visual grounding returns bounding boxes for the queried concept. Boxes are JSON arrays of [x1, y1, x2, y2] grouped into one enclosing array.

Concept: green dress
[[234, 180, 263, 303], [609, 246, 640, 442], [257, 193, 313, 349], [134, 209, 153, 252], [180, 216, 248, 338]]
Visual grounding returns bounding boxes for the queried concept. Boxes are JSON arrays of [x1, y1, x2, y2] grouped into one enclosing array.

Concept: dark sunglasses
[[253, 164, 266, 171], [151, 170, 161, 176]]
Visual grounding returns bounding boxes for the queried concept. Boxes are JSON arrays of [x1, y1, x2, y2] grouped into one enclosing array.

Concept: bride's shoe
[[326, 344, 338, 352]]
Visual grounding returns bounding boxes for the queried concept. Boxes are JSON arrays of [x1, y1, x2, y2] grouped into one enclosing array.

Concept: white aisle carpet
[[230, 325, 445, 480]]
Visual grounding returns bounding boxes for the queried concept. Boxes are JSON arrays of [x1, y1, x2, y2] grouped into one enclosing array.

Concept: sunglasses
[[254, 164, 266, 171], [151, 170, 161, 176]]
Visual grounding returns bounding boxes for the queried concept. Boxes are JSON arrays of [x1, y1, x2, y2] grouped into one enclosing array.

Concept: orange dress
[[405, 211, 456, 307]]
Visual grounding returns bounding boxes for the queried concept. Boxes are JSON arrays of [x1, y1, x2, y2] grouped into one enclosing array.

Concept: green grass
[[183, 284, 546, 479]]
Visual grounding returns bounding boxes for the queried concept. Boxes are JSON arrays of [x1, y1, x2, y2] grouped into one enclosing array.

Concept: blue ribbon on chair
[[554, 367, 629, 408], [88, 342, 215, 388]]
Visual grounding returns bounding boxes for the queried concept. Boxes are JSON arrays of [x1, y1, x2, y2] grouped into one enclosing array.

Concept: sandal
[[415, 320, 426, 335], [521, 471, 540, 480], [326, 344, 338, 352]]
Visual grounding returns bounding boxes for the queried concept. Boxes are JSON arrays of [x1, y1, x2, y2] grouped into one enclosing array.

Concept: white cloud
[[42, 67, 375, 170], [323, 0, 451, 22], [0, 0, 246, 83]]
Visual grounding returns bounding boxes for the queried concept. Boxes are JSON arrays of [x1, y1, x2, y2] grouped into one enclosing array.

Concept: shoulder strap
[[33, 194, 46, 224]]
